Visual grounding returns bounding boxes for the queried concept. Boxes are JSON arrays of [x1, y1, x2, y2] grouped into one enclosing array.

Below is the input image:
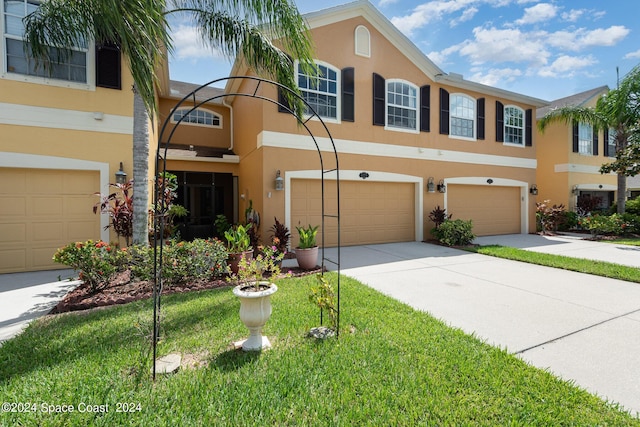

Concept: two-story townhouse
[[0, 0, 135, 273], [536, 86, 618, 212], [208, 0, 547, 246]]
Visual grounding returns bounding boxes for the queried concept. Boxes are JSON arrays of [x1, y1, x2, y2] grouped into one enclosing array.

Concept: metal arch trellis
[[151, 76, 341, 379]]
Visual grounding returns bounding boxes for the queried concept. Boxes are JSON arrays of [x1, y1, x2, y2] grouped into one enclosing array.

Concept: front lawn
[[1, 274, 637, 426], [603, 237, 640, 247]]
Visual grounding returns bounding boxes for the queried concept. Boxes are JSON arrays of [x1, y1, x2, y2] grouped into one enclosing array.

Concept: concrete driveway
[[319, 235, 640, 416]]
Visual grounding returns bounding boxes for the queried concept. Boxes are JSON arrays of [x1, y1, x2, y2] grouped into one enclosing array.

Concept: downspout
[[223, 99, 234, 151]]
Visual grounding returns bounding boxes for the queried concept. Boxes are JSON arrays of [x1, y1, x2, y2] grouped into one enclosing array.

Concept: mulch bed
[[50, 266, 323, 315]]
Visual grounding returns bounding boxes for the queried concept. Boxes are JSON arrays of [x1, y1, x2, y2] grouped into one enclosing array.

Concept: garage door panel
[[0, 249, 26, 271], [0, 198, 27, 216], [291, 179, 414, 246], [448, 185, 520, 236]]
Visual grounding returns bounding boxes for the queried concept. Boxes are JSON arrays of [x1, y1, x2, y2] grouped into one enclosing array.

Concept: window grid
[[297, 63, 338, 119], [3, 0, 88, 83], [173, 108, 221, 127], [578, 122, 592, 155], [504, 106, 524, 145], [450, 95, 475, 138], [387, 81, 417, 130], [608, 128, 617, 156]]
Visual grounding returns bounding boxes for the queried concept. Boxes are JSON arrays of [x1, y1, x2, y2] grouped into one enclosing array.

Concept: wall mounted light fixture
[[274, 170, 284, 191], [529, 184, 538, 195], [437, 179, 446, 193], [115, 162, 127, 184], [571, 185, 579, 195], [427, 177, 435, 193]]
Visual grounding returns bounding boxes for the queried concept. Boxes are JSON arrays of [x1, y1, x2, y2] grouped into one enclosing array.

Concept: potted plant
[[295, 224, 319, 270], [230, 251, 286, 351], [224, 224, 252, 274]]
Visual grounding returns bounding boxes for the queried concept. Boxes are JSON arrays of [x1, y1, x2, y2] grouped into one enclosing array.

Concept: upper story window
[[3, 0, 89, 84], [297, 61, 339, 120], [607, 128, 617, 157], [172, 107, 222, 128], [450, 94, 475, 139], [578, 122, 593, 155], [386, 80, 418, 131], [504, 106, 524, 145]]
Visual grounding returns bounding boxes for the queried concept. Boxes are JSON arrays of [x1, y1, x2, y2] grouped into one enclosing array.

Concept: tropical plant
[[228, 250, 286, 291], [24, 0, 315, 243], [309, 274, 338, 331], [433, 219, 475, 246], [538, 64, 640, 214], [296, 224, 319, 249], [270, 217, 291, 253], [214, 214, 232, 238], [149, 172, 188, 239], [93, 180, 134, 246], [536, 200, 567, 234], [224, 224, 252, 253], [53, 240, 123, 292], [428, 205, 452, 230]]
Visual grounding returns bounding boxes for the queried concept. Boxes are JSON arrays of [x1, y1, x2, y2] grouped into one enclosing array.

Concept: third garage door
[[447, 184, 521, 236], [291, 179, 415, 246]]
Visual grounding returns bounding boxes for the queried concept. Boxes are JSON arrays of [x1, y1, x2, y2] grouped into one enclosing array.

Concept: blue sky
[[168, 0, 640, 102]]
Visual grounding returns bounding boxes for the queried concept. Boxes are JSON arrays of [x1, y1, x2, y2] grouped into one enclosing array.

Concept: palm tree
[[23, 0, 314, 244], [538, 64, 640, 214]]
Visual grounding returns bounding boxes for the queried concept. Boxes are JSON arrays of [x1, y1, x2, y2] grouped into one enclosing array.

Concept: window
[[172, 107, 221, 128], [578, 122, 593, 155], [297, 61, 339, 120], [607, 128, 617, 157], [386, 80, 417, 131], [3, 0, 89, 83], [450, 94, 475, 138], [355, 25, 370, 58], [504, 106, 524, 145]]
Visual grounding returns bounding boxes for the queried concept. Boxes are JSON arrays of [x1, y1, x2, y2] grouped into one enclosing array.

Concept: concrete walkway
[[319, 235, 640, 416], [0, 269, 78, 344]]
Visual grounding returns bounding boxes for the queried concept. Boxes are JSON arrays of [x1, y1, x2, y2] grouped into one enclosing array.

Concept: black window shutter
[[495, 101, 504, 142], [96, 42, 121, 89], [278, 55, 295, 113], [572, 122, 579, 152], [439, 88, 449, 135], [341, 67, 355, 122], [525, 109, 533, 146], [604, 128, 610, 156], [592, 125, 598, 156], [477, 98, 485, 140], [372, 73, 385, 126], [420, 85, 430, 132]]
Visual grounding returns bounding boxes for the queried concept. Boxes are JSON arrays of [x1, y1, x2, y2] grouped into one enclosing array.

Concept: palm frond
[[537, 106, 606, 133]]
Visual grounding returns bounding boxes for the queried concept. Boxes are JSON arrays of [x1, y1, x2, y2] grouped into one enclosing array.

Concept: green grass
[[1, 274, 638, 426], [471, 245, 640, 283], [603, 237, 640, 247]]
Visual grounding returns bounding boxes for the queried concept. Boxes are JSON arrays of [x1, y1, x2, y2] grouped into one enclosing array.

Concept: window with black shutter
[[477, 98, 485, 140], [342, 67, 355, 122], [525, 109, 532, 146], [372, 73, 385, 126], [439, 88, 449, 134], [495, 101, 504, 142], [420, 85, 430, 132], [96, 42, 121, 89]]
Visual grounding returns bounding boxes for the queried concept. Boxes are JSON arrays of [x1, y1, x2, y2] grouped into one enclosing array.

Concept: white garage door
[[291, 179, 415, 246], [447, 184, 521, 236], [0, 168, 100, 273]]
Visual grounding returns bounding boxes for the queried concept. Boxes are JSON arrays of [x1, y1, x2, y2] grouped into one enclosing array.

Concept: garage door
[[291, 179, 415, 246], [0, 168, 100, 273], [447, 184, 521, 236]]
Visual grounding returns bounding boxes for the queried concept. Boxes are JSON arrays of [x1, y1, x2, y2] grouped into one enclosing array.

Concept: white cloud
[[457, 26, 550, 66], [547, 26, 629, 51], [391, 0, 481, 36], [450, 7, 478, 27], [171, 24, 223, 60], [624, 50, 640, 60], [378, 0, 399, 7], [515, 3, 558, 25], [537, 55, 596, 77], [561, 9, 584, 23], [468, 67, 523, 86], [428, 44, 462, 67]]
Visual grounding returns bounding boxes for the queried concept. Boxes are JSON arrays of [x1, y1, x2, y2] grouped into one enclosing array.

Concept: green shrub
[[558, 211, 578, 231], [432, 219, 475, 246], [536, 200, 566, 233], [621, 213, 640, 234], [53, 240, 122, 292], [626, 198, 640, 215], [579, 214, 629, 236]]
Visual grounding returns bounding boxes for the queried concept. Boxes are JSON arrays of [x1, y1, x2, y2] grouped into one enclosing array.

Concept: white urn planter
[[233, 281, 278, 351]]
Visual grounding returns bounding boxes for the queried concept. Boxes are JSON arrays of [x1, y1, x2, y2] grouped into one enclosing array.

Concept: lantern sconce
[[571, 185, 579, 195], [115, 162, 127, 184], [437, 179, 446, 193], [529, 184, 538, 195], [427, 177, 435, 193], [274, 170, 284, 191]]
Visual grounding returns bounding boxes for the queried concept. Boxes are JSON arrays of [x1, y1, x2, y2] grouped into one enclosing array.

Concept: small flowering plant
[[229, 247, 289, 292], [53, 240, 122, 292], [260, 237, 287, 263]]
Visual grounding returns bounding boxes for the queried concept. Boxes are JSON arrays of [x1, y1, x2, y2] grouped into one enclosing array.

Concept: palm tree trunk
[[617, 172, 626, 214], [132, 87, 149, 245]]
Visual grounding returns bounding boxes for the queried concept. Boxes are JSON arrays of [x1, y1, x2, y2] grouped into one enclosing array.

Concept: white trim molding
[[0, 152, 110, 241], [555, 163, 616, 175], [444, 176, 529, 234], [284, 169, 424, 243]]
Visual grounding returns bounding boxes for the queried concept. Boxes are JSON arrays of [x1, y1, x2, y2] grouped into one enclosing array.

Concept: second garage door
[[447, 184, 521, 236], [291, 179, 415, 246], [0, 168, 101, 273]]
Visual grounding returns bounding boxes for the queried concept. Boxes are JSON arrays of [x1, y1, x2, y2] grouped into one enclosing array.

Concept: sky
[[167, 0, 640, 102]]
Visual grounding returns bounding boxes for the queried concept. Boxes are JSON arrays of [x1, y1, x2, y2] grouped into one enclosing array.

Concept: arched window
[[355, 25, 371, 58], [386, 80, 418, 131], [297, 61, 340, 120], [504, 105, 525, 145], [172, 107, 222, 128], [450, 94, 475, 139]]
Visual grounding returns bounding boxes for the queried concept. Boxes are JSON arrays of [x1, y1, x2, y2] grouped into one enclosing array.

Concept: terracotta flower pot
[[227, 250, 253, 275], [233, 281, 278, 351], [295, 246, 319, 270]]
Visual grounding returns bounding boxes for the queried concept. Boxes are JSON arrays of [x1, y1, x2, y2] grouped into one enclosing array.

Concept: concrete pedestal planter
[[233, 281, 278, 351], [295, 246, 319, 270]]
